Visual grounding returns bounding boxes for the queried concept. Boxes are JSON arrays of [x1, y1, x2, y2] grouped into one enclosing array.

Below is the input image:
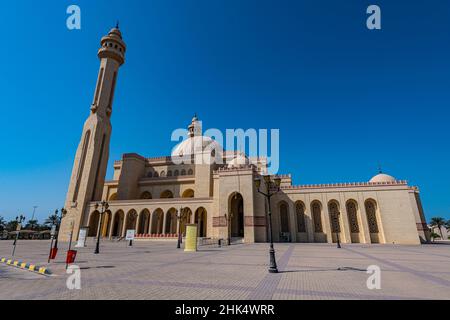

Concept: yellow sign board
[[184, 224, 198, 252]]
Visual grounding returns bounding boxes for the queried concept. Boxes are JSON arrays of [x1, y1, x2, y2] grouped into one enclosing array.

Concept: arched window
[[174, 170, 179, 177], [365, 200, 379, 233], [188, 169, 194, 175], [311, 201, 322, 232], [328, 201, 341, 233], [109, 193, 118, 201], [154, 172, 159, 178], [160, 190, 174, 199], [167, 171, 173, 177], [147, 172, 153, 178], [182, 189, 195, 198], [73, 130, 91, 202], [181, 169, 186, 176], [346, 200, 359, 233], [140, 191, 152, 200], [296, 201, 306, 233], [279, 202, 290, 233]]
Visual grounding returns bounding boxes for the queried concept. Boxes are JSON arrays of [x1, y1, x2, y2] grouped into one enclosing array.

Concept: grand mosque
[[58, 27, 430, 245]]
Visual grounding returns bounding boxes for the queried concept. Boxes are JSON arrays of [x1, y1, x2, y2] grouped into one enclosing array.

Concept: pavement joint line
[[0, 257, 52, 276], [247, 245, 295, 300], [342, 247, 450, 289]]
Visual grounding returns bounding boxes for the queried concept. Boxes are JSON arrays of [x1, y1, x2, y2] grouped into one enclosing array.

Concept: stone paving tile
[[0, 240, 449, 300]]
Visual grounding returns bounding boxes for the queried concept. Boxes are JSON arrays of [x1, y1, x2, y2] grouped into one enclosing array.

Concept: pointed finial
[[377, 162, 383, 174], [116, 20, 120, 29]]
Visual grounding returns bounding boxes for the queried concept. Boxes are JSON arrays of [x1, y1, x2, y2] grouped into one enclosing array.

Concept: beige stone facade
[[59, 28, 430, 245]]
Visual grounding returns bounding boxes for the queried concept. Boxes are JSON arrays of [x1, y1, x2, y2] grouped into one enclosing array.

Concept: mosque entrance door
[[230, 193, 244, 238]]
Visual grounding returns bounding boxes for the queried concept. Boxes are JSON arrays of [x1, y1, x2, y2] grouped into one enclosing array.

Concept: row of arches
[[277, 199, 382, 243], [108, 189, 195, 201], [147, 169, 194, 178], [88, 206, 208, 239]]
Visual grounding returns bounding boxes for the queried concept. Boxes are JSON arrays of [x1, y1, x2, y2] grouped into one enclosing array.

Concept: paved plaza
[[0, 239, 449, 300]]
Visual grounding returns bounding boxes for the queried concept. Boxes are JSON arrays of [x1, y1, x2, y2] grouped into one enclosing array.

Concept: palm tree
[[445, 220, 450, 232], [430, 232, 441, 242], [25, 219, 39, 231], [5, 220, 18, 232], [430, 217, 446, 240], [0, 216, 5, 231], [45, 214, 59, 227]]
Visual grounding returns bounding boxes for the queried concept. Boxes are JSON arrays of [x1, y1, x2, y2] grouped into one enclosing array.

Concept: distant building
[[59, 28, 430, 245]]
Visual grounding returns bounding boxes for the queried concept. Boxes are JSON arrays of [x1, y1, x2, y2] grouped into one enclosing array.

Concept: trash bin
[[49, 248, 58, 260], [66, 250, 77, 264]]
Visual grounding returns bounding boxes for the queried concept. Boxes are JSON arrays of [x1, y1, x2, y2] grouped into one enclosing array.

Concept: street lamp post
[[255, 175, 282, 274], [224, 212, 233, 246], [336, 212, 342, 249], [94, 201, 109, 254], [12, 215, 26, 257], [177, 207, 185, 249]]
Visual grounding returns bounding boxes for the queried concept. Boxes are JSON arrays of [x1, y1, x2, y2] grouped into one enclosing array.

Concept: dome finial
[[377, 161, 383, 174], [116, 20, 120, 29]]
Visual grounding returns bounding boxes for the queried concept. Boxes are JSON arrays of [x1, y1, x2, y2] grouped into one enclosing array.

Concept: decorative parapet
[[283, 180, 409, 190], [213, 164, 256, 173], [146, 156, 173, 164]]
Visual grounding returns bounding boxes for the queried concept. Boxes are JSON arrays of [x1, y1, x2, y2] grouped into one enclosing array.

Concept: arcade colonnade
[[271, 197, 385, 244], [87, 202, 210, 239], [86, 192, 385, 244]]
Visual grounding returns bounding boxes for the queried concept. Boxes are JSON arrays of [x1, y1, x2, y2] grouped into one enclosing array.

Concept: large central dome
[[172, 135, 223, 158], [171, 116, 223, 162]]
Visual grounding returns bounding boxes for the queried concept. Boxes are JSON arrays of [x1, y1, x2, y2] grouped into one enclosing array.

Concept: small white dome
[[370, 173, 396, 183], [228, 154, 250, 168]]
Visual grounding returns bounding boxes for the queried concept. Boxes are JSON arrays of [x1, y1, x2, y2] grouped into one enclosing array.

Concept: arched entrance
[[229, 193, 244, 238], [328, 201, 341, 243], [346, 200, 360, 243], [112, 210, 124, 237], [88, 211, 100, 237], [180, 208, 192, 236], [278, 202, 291, 242], [138, 209, 151, 234], [151, 209, 164, 234], [101, 210, 112, 237], [195, 207, 207, 237], [165, 208, 178, 234], [365, 199, 381, 243], [125, 210, 138, 231]]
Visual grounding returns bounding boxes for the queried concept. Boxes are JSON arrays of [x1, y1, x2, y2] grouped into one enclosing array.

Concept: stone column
[[162, 212, 168, 235], [339, 195, 351, 243], [288, 201, 297, 243], [358, 195, 371, 244], [108, 214, 114, 239], [136, 213, 141, 235], [149, 212, 154, 235], [322, 199, 333, 244], [121, 214, 127, 238], [305, 200, 315, 243]]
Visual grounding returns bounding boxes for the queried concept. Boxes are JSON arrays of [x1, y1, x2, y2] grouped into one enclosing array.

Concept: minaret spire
[[59, 27, 127, 242]]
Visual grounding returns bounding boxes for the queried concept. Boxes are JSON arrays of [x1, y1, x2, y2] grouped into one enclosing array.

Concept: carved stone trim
[[244, 216, 266, 227]]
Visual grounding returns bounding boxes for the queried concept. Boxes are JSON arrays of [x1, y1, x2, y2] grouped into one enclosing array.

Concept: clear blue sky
[[0, 0, 449, 223]]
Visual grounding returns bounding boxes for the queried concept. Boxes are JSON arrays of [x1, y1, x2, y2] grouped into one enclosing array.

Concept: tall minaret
[[59, 27, 126, 241]]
